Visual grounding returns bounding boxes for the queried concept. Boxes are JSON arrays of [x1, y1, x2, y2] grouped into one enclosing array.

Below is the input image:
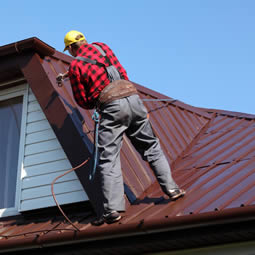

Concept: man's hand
[[56, 72, 69, 86]]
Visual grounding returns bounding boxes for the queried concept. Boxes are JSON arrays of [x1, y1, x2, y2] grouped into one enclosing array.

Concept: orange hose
[[51, 158, 90, 232]]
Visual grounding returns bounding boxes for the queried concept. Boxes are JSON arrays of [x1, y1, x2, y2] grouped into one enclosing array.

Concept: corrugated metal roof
[[0, 38, 255, 254]]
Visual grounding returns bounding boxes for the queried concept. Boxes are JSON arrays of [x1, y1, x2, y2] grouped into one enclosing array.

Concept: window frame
[[0, 82, 28, 217]]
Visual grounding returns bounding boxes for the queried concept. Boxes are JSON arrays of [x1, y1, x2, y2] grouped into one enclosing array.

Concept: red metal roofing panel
[[40, 52, 212, 201], [0, 40, 255, 253]]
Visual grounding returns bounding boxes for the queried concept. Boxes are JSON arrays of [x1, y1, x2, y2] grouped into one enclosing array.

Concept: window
[[0, 97, 23, 209], [0, 84, 27, 217], [0, 82, 88, 215]]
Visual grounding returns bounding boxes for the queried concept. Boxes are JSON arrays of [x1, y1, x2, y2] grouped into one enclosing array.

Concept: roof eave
[[0, 37, 55, 58], [1, 205, 255, 254]]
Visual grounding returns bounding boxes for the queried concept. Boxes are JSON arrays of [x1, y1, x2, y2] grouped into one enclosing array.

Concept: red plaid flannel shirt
[[68, 42, 129, 109]]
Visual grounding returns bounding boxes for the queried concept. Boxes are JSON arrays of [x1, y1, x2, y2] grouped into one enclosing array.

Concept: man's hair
[[71, 34, 86, 50]]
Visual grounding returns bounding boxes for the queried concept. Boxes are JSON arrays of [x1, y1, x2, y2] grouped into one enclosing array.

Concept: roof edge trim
[[52, 50, 74, 63], [0, 205, 255, 253], [0, 37, 55, 58]]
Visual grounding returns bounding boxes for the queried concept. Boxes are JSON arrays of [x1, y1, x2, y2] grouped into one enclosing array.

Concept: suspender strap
[[75, 44, 122, 82], [92, 44, 111, 66], [76, 56, 105, 67], [92, 44, 106, 56]]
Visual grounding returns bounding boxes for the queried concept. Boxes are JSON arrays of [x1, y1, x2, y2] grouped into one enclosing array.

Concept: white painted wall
[[157, 241, 255, 255], [19, 87, 88, 212]]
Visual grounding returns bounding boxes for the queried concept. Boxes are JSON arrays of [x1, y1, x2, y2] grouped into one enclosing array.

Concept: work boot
[[91, 217, 105, 226], [167, 189, 186, 201], [91, 211, 121, 226], [103, 211, 121, 224]]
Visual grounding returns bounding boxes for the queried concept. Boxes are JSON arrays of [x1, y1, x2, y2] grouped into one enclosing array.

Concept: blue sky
[[1, 0, 254, 114]]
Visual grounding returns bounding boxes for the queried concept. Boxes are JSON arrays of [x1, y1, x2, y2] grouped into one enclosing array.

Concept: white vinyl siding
[[19, 88, 88, 212]]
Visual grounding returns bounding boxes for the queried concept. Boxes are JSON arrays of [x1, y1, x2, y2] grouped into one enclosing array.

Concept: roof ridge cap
[[199, 108, 255, 120], [133, 82, 211, 119]]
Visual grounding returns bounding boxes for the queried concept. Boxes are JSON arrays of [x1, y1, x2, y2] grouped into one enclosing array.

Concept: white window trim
[[0, 82, 28, 217]]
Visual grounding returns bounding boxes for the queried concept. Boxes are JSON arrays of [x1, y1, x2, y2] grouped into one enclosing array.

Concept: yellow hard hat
[[63, 30, 86, 51]]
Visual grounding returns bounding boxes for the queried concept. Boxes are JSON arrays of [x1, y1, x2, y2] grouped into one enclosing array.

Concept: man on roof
[[57, 30, 185, 225]]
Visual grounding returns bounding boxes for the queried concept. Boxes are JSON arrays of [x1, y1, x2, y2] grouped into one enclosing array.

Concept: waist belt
[[97, 80, 138, 108]]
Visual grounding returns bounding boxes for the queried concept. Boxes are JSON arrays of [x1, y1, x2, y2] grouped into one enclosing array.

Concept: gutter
[[0, 205, 255, 253], [0, 37, 55, 58]]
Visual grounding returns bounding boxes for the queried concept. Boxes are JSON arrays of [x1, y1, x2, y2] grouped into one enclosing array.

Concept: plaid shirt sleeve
[[69, 65, 91, 109]]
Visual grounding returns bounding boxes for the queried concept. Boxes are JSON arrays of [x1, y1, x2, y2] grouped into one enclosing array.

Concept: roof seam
[[172, 113, 216, 171], [177, 156, 253, 173], [207, 110, 255, 120]]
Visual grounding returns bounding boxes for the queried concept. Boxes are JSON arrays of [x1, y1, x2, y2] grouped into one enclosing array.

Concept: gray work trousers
[[98, 94, 178, 213]]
